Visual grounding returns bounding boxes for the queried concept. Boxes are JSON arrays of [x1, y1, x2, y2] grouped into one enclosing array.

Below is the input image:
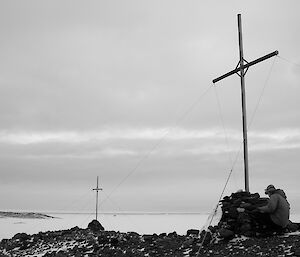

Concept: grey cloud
[[0, 1, 300, 212]]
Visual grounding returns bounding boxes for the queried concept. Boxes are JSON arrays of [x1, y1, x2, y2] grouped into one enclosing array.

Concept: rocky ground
[[0, 224, 300, 256], [1, 191, 300, 256]]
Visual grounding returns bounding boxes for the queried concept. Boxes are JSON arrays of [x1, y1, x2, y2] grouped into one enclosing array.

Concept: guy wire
[[100, 84, 214, 206]]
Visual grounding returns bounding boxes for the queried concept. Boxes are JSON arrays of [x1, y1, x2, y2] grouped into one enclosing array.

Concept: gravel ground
[[1, 226, 300, 256]]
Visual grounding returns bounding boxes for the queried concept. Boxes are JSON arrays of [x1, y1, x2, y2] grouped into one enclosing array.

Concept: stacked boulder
[[216, 191, 272, 238]]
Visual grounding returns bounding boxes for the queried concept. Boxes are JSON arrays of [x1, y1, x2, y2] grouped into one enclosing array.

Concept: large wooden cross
[[212, 14, 278, 192], [92, 176, 103, 220]]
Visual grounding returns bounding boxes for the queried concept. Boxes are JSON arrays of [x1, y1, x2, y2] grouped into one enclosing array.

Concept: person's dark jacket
[[259, 189, 290, 228]]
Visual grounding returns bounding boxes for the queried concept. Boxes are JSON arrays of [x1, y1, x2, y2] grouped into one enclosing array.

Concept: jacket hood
[[274, 189, 287, 199]]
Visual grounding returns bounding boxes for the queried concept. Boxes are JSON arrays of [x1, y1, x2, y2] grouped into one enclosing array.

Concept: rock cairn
[[215, 190, 298, 239]]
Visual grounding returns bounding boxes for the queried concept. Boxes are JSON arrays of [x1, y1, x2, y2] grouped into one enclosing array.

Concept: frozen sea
[[0, 212, 219, 240]]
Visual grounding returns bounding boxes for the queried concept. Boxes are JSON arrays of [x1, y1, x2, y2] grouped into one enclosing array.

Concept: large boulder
[[87, 219, 105, 232]]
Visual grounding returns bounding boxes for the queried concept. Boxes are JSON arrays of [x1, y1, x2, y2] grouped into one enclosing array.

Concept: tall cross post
[[92, 176, 102, 220], [212, 14, 278, 192]]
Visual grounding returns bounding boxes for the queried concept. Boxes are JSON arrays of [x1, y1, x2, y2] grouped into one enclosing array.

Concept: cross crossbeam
[[212, 14, 278, 192], [213, 50, 278, 84]]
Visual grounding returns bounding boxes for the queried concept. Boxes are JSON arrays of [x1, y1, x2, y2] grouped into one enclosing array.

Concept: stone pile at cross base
[[213, 191, 297, 239]]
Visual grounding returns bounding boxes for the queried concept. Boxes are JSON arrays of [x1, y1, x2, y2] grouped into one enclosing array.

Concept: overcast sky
[[0, 1, 300, 214]]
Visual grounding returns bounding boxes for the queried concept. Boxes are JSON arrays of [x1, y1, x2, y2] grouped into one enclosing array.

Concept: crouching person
[[257, 184, 290, 233]]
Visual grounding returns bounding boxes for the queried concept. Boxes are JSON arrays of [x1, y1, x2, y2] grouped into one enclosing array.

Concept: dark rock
[[237, 213, 251, 224], [251, 192, 260, 198], [109, 237, 119, 247], [227, 208, 238, 219], [127, 231, 140, 237], [218, 228, 234, 239], [232, 198, 242, 207], [187, 229, 199, 237], [240, 202, 255, 211], [221, 196, 230, 202], [70, 226, 82, 233], [208, 225, 218, 234], [182, 237, 194, 248], [143, 234, 154, 242], [19, 242, 31, 250], [287, 222, 299, 232], [12, 233, 31, 241], [98, 235, 109, 245], [240, 223, 252, 234], [243, 230, 255, 237], [159, 233, 167, 238], [292, 246, 300, 256], [167, 231, 177, 238], [55, 250, 67, 257], [199, 230, 212, 245], [0, 239, 8, 248], [87, 219, 104, 232]]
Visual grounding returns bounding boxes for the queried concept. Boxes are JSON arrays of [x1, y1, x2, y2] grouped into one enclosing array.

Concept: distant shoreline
[[0, 211, 55, 219]]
